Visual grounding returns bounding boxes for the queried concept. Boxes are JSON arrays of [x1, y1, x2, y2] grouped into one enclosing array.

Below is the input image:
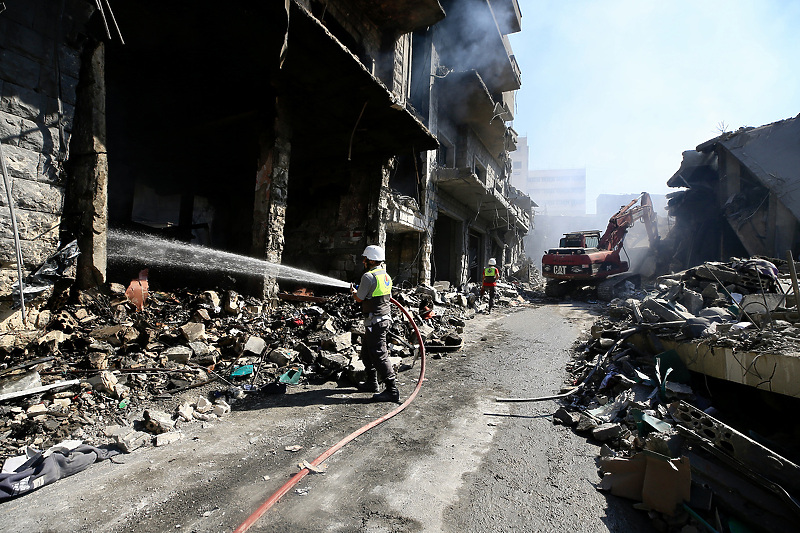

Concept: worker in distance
[[481, 257, 500, 312], [350, 244, 400, 403]]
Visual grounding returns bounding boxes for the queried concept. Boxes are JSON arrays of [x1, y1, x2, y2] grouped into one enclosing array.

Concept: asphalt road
[[0, 302, 654, 532]]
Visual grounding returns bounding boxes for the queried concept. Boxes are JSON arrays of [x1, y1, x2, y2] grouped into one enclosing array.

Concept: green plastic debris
[[279, 366, 303, 384], [633, 368, 655, 386], [655, 350, 691, 384], [118, 399, 129, 409], [231, 364, 254, 377]]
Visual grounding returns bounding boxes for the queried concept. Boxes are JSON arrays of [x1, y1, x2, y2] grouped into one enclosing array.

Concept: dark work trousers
[[481, 285, 496, 310], [361, 319, 395, 381]]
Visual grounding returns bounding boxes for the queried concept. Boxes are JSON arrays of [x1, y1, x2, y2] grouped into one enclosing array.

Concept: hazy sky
[[508, 0, 800, 213]]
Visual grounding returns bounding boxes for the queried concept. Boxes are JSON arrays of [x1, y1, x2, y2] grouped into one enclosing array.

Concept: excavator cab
[[558, 232, 600, 250]]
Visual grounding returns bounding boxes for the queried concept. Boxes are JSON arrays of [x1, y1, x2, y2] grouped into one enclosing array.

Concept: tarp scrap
[[12, 240, 80, 302], [0, 443, 120, 501]]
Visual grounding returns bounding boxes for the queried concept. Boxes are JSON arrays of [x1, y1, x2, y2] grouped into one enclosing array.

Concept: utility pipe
[[0, 140, 26, 322], [233, 297, 426, 533]]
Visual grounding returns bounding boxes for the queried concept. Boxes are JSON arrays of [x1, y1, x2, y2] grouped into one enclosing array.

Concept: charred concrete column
[[366, 162, 392, 249], [420, 227, 433, 284], [67, 41, 107, 290], [458, 219, 469, 286], [420, 153, 435, 285], [252, 98, 290, 303]]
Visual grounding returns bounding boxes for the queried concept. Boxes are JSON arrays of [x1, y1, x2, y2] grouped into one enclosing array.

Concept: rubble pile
[[553, 256, 800, 532], [0, 278, 534, 467], [609, 257, 800, 348]]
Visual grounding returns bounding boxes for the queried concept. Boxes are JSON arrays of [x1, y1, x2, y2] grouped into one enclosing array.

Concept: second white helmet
[[363, 245, 385, 261], [488, 258, 497, 266]]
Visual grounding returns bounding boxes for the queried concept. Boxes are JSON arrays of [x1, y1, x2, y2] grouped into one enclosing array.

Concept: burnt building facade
[[665, 114, 800, 271], [1, 0, 530, 320]]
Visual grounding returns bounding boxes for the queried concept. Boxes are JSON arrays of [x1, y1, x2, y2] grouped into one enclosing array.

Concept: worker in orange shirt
[[480, 258, 500, 312]]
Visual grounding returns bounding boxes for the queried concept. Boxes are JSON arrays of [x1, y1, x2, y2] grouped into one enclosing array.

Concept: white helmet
[[363, 245, 385, 261], [488, 258, 497, 266]]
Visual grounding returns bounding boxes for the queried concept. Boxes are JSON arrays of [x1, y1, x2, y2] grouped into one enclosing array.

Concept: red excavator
[[541, 192, 659, 299]]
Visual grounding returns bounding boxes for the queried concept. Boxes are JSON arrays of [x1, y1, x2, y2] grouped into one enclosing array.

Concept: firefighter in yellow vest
[[350, 245, 399, 402], [481, 258, 500, 312]]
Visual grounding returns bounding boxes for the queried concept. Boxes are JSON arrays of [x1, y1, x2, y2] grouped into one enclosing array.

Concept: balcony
[[284, 3, 439, 160], [437, 0, 522, 92], [435, 167, 529, 231], [385, 190, 426, 233], [439, 70, 512, 157], [351, 0, 445, 33], [490, 0, 522, 35]]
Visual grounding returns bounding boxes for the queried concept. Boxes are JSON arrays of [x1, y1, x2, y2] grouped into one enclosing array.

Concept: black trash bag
[[12, 239, 80, 303]]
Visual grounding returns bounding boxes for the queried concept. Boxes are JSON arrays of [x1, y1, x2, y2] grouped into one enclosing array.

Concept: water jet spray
[[107, 229, 350, 289]]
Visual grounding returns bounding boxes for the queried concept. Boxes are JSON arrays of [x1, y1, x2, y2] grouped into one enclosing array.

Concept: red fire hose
[[233, 297, 426, 532]]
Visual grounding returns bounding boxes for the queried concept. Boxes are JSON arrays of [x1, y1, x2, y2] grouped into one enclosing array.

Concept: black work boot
[[356, 368, 380, 392], [372, 379, 400, 403]]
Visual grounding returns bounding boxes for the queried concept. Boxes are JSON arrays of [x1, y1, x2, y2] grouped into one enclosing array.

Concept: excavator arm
[[598, 192, 658, 252]]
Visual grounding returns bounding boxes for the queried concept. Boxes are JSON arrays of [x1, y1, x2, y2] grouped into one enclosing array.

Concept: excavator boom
[[599, 192, 659, 252]]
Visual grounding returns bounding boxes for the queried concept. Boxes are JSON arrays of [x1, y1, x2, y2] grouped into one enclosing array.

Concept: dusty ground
[[0, 301, 653, 532]]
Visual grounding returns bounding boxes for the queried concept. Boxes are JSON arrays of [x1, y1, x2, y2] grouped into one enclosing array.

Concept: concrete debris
[[557, 255, 800, 531], [155, 431, 183, 447], [143, 409, 176, 434], [0, 278, 537, 468]]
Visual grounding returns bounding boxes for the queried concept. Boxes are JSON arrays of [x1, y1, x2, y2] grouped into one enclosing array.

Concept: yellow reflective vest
[[483, 266, 498, 286], [369, 267, 393, 297]]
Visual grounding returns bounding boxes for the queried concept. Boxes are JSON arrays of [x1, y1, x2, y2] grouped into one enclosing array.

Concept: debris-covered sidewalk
[[0, 271, 536, 500], [551, 255, 800, 532]]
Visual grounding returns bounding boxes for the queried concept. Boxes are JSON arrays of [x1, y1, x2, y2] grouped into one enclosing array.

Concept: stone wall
[[0, 0, 92, 298]]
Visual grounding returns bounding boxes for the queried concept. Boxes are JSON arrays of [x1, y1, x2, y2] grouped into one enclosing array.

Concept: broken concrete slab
[[593, 422, 624, 441], [318, 351, 350, 371], [553, 407, 579, 426], [0, 370, 42, 396], [296, 342, 317, 365], [176, 402, 193, 422], [223, 291, 242, 314], [269, 348, 298, 367], [678, 289, 703, 315], [155, 431, 183, 447], [143, 409, 176, 434], [163, 346, 192, 364], [576, 414, 599, 433], [322, 332, 351, 352], [670, 400, 800, 492], [195, 397, 213, 414], [640, 298, 693, 322], [242, 335, 267, 357], [106, 427, 150, 453], [695, 263, 740, 284], [180, 322, 206, 342]]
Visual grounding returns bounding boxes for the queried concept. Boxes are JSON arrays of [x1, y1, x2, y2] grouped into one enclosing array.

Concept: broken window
[[475, 159, 487, 184], [437, 136, 455, 168]]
